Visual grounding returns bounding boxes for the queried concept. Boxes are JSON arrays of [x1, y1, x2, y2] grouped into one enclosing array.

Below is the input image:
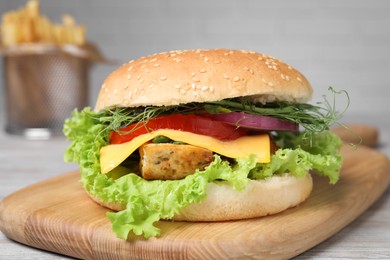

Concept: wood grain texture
[[0, 144, 389, 259], [332, 124, 379, 148]]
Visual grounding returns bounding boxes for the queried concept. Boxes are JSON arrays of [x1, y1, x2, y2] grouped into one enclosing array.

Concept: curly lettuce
[[64, 107, 342, 239]]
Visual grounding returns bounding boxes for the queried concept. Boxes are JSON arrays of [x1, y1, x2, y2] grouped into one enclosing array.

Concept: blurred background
[[1, 2, 390, 258], [1, 0, 390, 124]]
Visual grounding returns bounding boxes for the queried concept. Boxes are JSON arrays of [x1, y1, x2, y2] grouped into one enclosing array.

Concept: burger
[[63, 49, 343, 239]]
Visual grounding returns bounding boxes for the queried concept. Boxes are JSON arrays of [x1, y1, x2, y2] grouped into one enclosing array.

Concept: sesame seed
[[127, 74, 132, 80], [244, 67, 250, 71], [281, 74, 285, 80], [192, 77, 200, 82], [213, 60, 221, 64], [160, 76, 167, 81], [128, 92, 132, 98], [173, 58, 182, 63], [139, 90, 145, 96], [224, 52, 229, 56], [140, 64, 146, 69], [149, 84, 155, 88], [123, 84, 129, 90], [200, 68, 207, 73], [288, 65, 293, 70], [210, 85, 215, 92], [153, 63, 160, 67], [137, 75, 142, 80], [285, 75, 290, 81], [174, 84, 181, 89], [201, 85, 209, 91], [204, 57, 210, 62], [258, 57, 263, 61], [104, 88, 108, 93], [297, 76, 302, 82], [139, 79, 144, 83], [170, 53, 177, 57], [268, 82, 274, 87], [114, 89, 118, 95], [123, 99, 129, 105], [127, 66, 133, 71], [240, 50, 248, 54], [233, 76, 240, 82], [191, 72, 196, 77], [191, 83, 196, 90], [180, 89, 186, 95], [223, 73, 230, 79], [128, 60, 134, 64], [150, 58, 158, 62]]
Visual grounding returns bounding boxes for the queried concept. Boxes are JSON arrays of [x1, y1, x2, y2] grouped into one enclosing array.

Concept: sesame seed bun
[[90, 49, 314, 225], [94, 49, 312, 111], [88, 174, 313, 222]]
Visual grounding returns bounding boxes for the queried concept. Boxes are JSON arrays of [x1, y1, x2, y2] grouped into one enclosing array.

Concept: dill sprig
[[205, 87, 348, 134], [96, 103, 203, 133], [97, 87, 349, 136]]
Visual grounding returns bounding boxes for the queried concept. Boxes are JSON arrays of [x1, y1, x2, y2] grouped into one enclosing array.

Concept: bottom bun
[[89, 174, 313, 221], [172, 174, 313, 221]]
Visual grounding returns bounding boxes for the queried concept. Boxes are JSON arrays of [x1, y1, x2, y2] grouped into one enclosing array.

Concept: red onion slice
[[203, 112, 299, 131]]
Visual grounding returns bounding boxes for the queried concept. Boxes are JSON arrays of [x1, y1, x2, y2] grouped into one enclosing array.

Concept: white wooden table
[[1, 113, 389, 259]]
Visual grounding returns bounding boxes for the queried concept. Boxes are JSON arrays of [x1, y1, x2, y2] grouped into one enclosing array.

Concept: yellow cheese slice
[[100, 130, 270, 174]]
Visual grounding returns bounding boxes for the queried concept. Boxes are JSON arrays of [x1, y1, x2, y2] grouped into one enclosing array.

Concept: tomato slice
[[110, 114, 248, 144]]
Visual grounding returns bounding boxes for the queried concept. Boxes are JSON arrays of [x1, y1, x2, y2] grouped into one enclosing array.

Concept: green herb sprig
[[95, 103, 203, 134], [205, 87, 349, 134], [95, 87, 349, 136]]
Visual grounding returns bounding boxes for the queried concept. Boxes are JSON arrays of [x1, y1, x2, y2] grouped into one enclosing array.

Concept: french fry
[[0, 0, 86, 46]]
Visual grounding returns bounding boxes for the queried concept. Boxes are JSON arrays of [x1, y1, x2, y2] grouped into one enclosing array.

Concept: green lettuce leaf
[[106, 155, 256, 238], [251, 131, 343, 184], [63, 107, 343, 239]]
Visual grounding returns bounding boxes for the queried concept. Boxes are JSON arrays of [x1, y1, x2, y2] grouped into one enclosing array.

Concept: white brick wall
[[1, 0, 390, 118]]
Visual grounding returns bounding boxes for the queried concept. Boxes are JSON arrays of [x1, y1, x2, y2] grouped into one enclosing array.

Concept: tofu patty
[[139, 143, 214, 180]]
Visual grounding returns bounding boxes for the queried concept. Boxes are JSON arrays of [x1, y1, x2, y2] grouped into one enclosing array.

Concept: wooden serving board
[[1, 144, 389, 259]]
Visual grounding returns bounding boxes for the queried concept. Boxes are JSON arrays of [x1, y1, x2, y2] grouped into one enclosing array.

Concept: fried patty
[[139, 143, 214, 180]]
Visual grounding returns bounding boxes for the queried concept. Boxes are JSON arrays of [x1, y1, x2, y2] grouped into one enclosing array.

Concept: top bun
[[95, 49, 312, 111]]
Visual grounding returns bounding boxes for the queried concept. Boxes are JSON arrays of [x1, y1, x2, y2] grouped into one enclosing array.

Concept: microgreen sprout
[[95, 87, 349, 137]]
